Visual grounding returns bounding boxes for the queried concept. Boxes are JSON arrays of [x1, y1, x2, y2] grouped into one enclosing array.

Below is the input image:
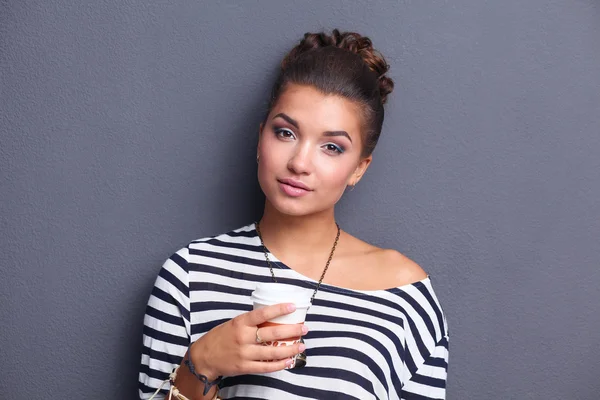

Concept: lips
[[278, 178, 311, 191], [277, 178, 312, 198]]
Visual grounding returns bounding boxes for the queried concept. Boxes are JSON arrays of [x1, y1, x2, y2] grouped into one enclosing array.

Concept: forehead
[[271, 84, 363, 137]]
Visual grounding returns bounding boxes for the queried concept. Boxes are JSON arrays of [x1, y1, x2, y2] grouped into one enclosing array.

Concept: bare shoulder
[[338, 231, 428, 289], [377, 248, 428, 285]]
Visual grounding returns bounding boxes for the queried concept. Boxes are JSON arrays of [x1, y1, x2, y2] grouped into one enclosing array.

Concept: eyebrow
[[273, 113, 353, 143], [324, 130, 352, 143], [273, 113, 299, 129]]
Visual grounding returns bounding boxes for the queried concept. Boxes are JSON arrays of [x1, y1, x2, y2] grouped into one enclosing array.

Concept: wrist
[[188, 339, 221, 382]]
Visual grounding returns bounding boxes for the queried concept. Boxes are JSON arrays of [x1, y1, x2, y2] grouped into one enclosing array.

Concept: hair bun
[[283, 29, 394, 104]]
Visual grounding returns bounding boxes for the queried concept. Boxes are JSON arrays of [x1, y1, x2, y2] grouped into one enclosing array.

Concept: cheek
[[316, 162, 354, 206], [259, 142, 287, 173], [257, 139, 287, 187], [319, 160, 355, 188]]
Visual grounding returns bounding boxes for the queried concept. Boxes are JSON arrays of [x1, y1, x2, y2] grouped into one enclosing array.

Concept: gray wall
[[1, 1, 599, 398]]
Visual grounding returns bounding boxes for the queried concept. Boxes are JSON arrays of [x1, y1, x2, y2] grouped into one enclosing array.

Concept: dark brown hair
[[267, 29, 394, 157]]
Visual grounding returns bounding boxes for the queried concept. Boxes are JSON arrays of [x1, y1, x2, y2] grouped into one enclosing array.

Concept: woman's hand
[[189, 303, 308, 379]]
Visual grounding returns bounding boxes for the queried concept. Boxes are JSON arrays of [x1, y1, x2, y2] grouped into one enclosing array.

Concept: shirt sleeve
[[401, 336, 449, 400], [138, 247, 191, 399]]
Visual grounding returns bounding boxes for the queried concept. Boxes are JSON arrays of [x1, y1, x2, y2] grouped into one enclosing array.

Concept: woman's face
[[258, 83, 372, 217]]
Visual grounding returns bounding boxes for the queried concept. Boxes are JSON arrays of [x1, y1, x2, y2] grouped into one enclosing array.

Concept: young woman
[[139, 29, 449, 400]]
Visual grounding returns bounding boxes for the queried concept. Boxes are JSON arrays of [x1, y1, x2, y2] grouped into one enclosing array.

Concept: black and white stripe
[[139, 224, 449, 399]]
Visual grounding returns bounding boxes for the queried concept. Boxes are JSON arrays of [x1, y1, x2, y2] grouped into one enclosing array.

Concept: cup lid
[[251, 283, 312, 308]]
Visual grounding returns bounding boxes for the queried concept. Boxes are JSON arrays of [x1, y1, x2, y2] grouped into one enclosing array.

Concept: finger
[[245, 303, 296, 327], [256, 323, 308, 343], [248, 341, 306, 362], [247, 358, 295, 374]]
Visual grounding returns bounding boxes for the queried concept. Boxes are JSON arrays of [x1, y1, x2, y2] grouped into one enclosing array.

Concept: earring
[[256, 155, 260, 164]]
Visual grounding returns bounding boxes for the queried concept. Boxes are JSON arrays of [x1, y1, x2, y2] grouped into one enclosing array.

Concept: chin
[[268, 197, 317, 216], [266, 191, 341, 217]]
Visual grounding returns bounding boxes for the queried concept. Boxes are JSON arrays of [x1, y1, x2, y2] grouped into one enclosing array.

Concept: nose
[[287, 144, 313, 175]]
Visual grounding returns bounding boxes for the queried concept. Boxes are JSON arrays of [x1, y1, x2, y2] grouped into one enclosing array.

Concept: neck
[[257, 201, 339, 259]]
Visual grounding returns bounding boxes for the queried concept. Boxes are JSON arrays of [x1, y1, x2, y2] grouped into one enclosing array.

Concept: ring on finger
[[255, 327, 264, 344]]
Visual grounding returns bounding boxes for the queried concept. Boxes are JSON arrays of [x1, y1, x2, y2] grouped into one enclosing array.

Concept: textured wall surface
[[1, 1, 599, 398]]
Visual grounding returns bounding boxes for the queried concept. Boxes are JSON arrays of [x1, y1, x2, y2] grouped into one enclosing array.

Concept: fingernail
[[298, 343, 306, 352], [286, 358, 294, 367], [287, 303, 296, 312], [302, 325, 308, 334]]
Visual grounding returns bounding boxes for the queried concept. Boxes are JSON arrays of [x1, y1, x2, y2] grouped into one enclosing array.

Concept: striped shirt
[[139, 223, 449, 399]]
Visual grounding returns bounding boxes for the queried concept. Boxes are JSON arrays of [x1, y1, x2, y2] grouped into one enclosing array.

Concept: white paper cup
[[251, 283, 312, 368], [251, 282, 312, 324]]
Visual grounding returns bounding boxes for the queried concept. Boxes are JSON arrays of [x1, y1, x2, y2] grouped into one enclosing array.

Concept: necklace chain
[[255, 221, 341, 305]]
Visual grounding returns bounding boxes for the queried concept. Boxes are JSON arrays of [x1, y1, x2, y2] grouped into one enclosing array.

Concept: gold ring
[[255, 327, 263, 343]]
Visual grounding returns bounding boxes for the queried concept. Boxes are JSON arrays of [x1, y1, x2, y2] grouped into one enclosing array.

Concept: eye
[[323, 143, 344, 154], [274, 127, 296, 140]]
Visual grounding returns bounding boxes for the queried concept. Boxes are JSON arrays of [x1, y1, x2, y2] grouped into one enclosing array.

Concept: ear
[[257, 122, 264, 154], [348, 155, 373, 186]]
